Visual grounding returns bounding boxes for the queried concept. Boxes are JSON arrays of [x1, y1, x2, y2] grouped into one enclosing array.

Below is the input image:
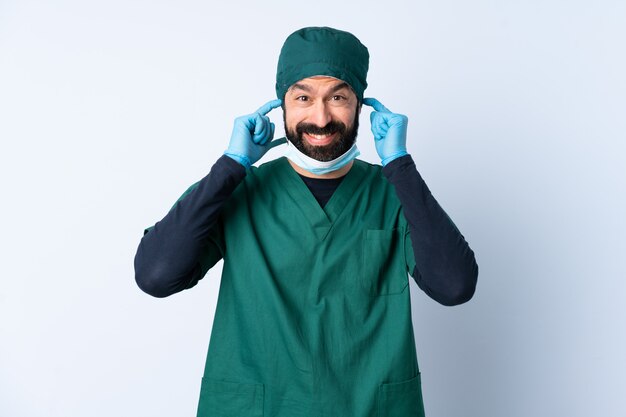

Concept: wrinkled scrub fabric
[[184, 157, 425, 417]]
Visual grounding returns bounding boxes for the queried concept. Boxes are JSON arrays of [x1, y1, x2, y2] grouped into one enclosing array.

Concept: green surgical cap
[[275, 26, 369, 101]]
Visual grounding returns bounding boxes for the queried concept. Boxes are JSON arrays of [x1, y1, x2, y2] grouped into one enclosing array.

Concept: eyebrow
[[289, 81, 351, 94]]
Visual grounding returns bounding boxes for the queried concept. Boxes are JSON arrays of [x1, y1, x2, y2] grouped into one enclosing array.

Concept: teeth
[[309, 134, 331, 140]]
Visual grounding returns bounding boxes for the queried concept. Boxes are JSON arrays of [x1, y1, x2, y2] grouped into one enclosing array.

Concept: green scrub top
[[179, 157, 425, 417]]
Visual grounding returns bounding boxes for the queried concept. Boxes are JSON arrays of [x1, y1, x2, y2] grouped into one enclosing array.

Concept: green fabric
[[275, 26, 369, 101], [185, 157, 424, 417]]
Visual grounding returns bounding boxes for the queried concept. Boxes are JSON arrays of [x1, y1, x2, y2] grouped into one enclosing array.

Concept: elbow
[[134, 253, 201, 298], [133, 237, 205, 298], [437, 280, 476, 306], [419, 260, 478, 307], [134, 262, 174, 298], [134, 245, 175, 298], [439, 261, 479, 306]]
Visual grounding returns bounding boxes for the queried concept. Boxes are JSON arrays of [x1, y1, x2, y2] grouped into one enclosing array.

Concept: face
[[283, 76, 360, 162]]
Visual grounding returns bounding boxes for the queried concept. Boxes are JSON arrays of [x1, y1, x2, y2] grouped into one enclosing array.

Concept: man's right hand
[[224, 99, 287, 169]]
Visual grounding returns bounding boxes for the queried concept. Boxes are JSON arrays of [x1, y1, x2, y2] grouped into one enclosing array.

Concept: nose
[[308, 101, 333, 128]]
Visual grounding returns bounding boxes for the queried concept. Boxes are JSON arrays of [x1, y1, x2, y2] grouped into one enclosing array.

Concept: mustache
[[296, 120, 346, 136]]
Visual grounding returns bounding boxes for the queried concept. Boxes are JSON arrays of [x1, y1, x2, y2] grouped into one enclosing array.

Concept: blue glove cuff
[[224, 151, 252, 169], [381, 151, 408, 166]]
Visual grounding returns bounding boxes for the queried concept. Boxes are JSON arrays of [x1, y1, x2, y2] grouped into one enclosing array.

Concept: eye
[[295, 96, 309, 102], [331, 95, 346, 101]]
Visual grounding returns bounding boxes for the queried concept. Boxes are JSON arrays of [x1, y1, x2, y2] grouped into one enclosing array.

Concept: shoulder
[[250, 156, 286, 177], [229, 157, 293, 199], [353, 159, 403, 211], [354, 158, 383, 176], [353, 158, 393, 189], [239, 157, 286, 191]]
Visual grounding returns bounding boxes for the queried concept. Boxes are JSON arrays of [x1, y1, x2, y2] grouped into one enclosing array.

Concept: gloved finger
[[369, 110, 379, 127], [373, 109, 401, 124], [370, 111, 390, 131], [390, 113, 409, 128], [369, 112, 382, 138], [363, 97, 391, 113], [258, 120, 276, 146], [255, 99, 283, 116], [268, 137, 287, 149], [252, 114, 270, 144], [236, 114, 256, 133], [372, 115, 390, 141], [372, 127, 387, 141]]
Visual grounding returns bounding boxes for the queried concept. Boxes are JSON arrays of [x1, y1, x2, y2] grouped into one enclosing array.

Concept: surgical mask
[[283, 140, 360, 175]]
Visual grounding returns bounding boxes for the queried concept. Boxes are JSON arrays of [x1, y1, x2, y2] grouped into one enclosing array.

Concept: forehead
[[288, 76, 354, 94]]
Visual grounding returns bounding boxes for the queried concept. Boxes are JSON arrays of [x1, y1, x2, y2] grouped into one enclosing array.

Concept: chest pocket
[[361, 229, 409, 296]]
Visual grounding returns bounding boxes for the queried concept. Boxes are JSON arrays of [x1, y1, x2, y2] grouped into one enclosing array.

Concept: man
[[135, 26, 478, 417]]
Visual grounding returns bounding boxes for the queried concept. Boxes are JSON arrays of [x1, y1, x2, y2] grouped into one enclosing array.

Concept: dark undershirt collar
[[297, 173, 346, 208]]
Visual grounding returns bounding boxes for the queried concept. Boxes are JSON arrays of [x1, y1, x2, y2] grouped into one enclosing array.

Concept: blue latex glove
[[362, 97, 409, 166], [224, 99, 287, 169]]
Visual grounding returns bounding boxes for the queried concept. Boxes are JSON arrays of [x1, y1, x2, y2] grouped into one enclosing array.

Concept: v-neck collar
[[274, 157, 367, 241]]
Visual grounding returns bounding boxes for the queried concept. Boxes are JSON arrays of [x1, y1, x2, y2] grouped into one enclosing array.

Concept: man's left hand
[[363, 97, 409, 166]]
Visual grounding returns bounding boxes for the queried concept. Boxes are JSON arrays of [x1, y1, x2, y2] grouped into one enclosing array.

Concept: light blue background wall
[[1, 1, 624, 416]]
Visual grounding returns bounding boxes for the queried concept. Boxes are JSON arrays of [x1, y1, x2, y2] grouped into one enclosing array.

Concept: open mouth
[[303, 132, 337, 146]]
